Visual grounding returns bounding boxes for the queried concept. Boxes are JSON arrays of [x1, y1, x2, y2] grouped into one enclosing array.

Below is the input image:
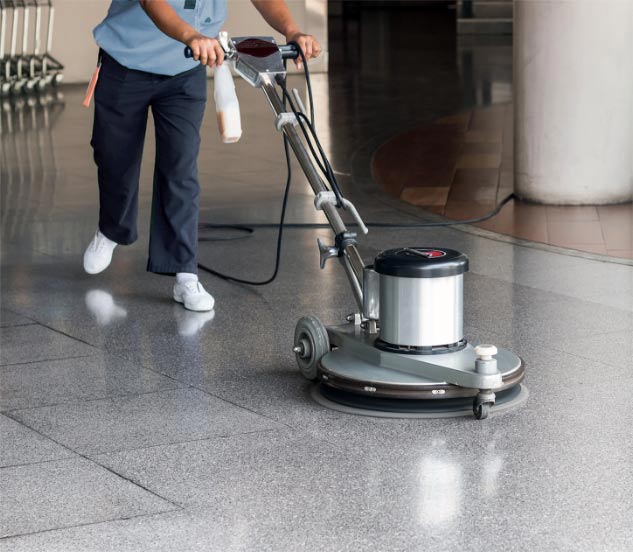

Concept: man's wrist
[[180, 28, 199, 45], [284, 27, 301, 41]]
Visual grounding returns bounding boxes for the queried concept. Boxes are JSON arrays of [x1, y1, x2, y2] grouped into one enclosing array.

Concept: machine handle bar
[[184, 43, 298, 60]]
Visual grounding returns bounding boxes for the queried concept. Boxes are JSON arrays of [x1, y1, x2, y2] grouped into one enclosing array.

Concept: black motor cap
[[374, 247, 469, 278]]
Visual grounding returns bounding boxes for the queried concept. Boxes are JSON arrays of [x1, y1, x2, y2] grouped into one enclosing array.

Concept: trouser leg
[[91, 54, 150, 245], [146, 66, 207, 275]]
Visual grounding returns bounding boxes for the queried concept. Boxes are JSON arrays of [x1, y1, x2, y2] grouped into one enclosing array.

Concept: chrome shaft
[[260, 74, 364, 309]]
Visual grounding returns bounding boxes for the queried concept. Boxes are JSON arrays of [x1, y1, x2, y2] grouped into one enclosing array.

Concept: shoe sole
[[84, 266, 108, 275], [83, 252, 114, 275], [173, 292, 214, 312]]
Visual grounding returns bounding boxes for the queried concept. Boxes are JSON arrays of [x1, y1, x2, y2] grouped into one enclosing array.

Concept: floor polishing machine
[[186, 35, 525, 419]]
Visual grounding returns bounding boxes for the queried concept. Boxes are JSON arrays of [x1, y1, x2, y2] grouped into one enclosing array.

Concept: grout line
[[0, 455, 76, 470], [105, 350, 297, 432], [0, 353, 96, 369], [0, 322, 38, 329], [88, 427, 282, 458], [1, 383, 185, 414], [1, 411, 184, 509], [548, 345, 632, 374], [0, 508, 182, 542], [30, 320, 101, 348]]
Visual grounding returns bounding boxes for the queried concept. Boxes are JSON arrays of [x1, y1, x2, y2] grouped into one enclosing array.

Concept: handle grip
[[279, 44, 299, 60], [184, 44, 299, 60]]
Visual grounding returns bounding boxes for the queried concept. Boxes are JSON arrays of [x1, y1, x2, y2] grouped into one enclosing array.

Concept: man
[[84, 0, 321, 312]]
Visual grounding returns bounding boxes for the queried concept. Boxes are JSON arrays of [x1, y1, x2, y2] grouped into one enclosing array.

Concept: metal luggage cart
[[0, 0, 62, 96]]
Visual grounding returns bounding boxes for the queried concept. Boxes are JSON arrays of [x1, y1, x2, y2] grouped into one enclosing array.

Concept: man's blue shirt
[[94, 0, 227, 76]]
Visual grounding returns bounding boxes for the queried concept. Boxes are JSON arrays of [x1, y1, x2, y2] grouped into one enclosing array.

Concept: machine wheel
[[294, 315, 330, 381], [473, 401, 492, 420]]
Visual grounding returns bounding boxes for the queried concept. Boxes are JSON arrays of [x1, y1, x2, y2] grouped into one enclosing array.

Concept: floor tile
[[460, 141, 502, 155], [552, 329, 633, 370], [563, 243, 608, 254], [0, 325, 96, 367], [10, 388, 282, 455], [0, 309, 34, 328], [455, 153, 501, 169], [1, 502, 631, 552], [601, 218, 632, 250], [444, 200, 496, 220], [0, 414, 74, 468], [400, 186, 450, 207], [0, 354, 182, 411], [468, 107, 506, 130], [545, 205, 599, 222], [435, 111, 472, 127], [463, 129, 503, 143], [608, 249, 633, 260], [547, 221, 606, 247], [0, 457, 175, 538], [492, 201, 549, 242], [91, 430, 366, 512], [449, 168, 499, 202], [462, 273, 632, 345], [597, 203, 633, 222]]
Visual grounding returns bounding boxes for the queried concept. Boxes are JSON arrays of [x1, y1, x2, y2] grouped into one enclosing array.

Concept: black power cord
[[197, 47, 516, 285], [197, 136, 293, 285]]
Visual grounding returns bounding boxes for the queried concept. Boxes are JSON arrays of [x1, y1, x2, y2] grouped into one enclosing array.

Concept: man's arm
[[250, 0, 321, 67], [139, 0, 224, 67]]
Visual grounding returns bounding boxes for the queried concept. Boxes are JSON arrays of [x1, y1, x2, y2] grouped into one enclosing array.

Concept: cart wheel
[[293, 315, 330, 381], [473, 401, 492, 420]]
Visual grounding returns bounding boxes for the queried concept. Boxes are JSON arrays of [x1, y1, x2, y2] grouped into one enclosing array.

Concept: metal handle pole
[[259, 73, 365, 310], [33, 3, 41, 56], [0, 4, 7, 62], [21, 1, 28, 56]]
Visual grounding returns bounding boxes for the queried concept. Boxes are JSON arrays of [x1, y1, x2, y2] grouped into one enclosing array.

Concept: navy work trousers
[[91, 51, 207, 275]]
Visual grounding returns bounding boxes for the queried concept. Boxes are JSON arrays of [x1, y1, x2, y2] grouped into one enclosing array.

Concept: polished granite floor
[[2, 6, 633, 551]]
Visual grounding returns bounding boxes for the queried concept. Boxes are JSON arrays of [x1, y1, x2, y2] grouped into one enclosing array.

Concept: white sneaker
[[173, 280, 215, 312], [84, 230, 117, 274]]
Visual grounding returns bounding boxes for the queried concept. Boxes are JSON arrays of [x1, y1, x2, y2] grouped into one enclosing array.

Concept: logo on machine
[[415, 249, 446, 258]]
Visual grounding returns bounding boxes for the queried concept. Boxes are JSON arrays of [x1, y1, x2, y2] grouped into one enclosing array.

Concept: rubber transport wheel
[[294, 315, 330, 381], [473, 402, 492, 420]]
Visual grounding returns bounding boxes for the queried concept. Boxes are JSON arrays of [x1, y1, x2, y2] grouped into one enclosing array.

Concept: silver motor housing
[[367, 248, 469, 353]]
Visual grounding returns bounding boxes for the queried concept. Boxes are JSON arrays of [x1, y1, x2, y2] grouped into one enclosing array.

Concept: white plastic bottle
[[214, 63, 242, 144]]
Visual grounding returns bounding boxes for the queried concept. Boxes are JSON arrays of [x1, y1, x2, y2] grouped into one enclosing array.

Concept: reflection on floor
[[373, 103, 633, 260], [1, 5, 633, 551]]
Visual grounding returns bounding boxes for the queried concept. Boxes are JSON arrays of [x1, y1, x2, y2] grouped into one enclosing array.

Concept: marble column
[[514, 0, 633, 204]]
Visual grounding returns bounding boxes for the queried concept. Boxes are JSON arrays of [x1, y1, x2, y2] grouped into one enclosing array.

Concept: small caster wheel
[[293, 315, 330, 381], [473, 402, 492, 420]]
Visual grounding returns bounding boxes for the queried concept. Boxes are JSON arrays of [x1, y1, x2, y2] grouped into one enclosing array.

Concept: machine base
[[314, 323, 526, 418], [312, 383, 528, 419]]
